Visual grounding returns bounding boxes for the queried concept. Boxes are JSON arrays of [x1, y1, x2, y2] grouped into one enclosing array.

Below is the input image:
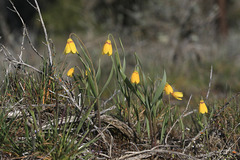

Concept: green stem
[[168, 94, 171, 105]]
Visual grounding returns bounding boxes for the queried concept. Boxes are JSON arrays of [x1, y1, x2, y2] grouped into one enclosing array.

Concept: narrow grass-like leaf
[[146, 118, 150, 138], [96, 59, 101, 83], [99, 63, 114, 97], [160, 113, 168, 144], [114, 51, 121, 69], [141, 69, 148, 92], [152, 70, 166, 105], [119, 38, 126, 72], [87, 72, 98, 98], [134, 52, 142, 68], [179, 115, 185, 140]]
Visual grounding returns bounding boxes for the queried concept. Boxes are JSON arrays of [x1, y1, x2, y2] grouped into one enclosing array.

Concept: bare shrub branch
[[8, 0, 44, 59], [34, 0, 53, 67]]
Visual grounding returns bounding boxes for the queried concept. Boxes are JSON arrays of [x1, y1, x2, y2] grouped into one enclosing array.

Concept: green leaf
[[152, 70, 166, 105], [78, 41, 92, 67], [76, 54, 88, 69], [146, 118, 151, 138], [114, 50, 121, 69], [179, 115, 185, 140], [123, 55, 126, 73], [134, 52, 142, 68], [141, 69, 148, 91], [99, 63, 114, 97], [160, 112, 168, 144], [87, 73, 98, 98], [152, 104, 157, 118], [119, 38, 126, 72], [96, 59, 101, 83]]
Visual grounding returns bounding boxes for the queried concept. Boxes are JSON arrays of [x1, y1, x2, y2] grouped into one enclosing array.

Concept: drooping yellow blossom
[[102, 39, 112, 56], [171, 92, 183, 100], [64, 38, 78, 54], [199, 99, 208, 114], [131, 70, 140, 84], [67, 68, 74, 77], [164, 83, 173, 95]]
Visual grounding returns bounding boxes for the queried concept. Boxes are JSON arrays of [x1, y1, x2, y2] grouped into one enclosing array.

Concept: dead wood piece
[[100, 115, 134, 140]]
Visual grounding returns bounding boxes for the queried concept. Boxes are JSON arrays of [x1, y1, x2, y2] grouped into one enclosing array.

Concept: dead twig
[[206, 65, 213, 100], [1, 44, 43, 74], [59, 80, 81, 111], [8, 0, 44, 59], [19, 28, 26, 62], [118, 148, 199, 160], [34, 0, 53, 67], [101, 90, 120, 107]]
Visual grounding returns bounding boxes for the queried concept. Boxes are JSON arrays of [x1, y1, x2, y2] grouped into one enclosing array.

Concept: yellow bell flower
[[171, 92, 183, 100], [130, 70, 140, 84], [64, 38, 78, 54], [102, 39, 112, 56], [67, 68, 74, 77], [164, 83, 173, 95], [199, 100, 208, 114]]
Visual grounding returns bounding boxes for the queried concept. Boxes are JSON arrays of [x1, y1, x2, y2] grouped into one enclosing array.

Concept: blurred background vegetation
[[1, 0, 240, 99]]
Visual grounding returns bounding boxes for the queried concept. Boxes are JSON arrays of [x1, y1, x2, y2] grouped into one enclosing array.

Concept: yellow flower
[[67, 68, 74, 77], [171, 92, 183, 100], [199, 99, 208, 114], [85, 67, 91, 76], [64, 38, 78, 54], [102, 39, 112, 56], [164, 83, 173, 95], [130, 70, 140, 84]]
